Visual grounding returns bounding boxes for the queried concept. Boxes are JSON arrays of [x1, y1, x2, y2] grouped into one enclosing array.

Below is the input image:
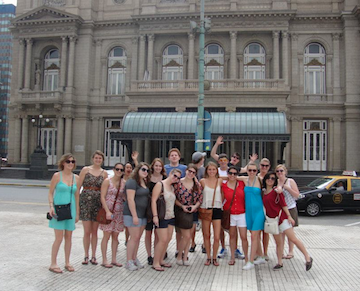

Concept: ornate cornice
[[246, 59, 263, 66], [306, 59, 324, 66], [164, 59, 181, 67]]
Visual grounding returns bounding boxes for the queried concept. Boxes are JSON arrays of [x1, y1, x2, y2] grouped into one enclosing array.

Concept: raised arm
[[240, 153, 258, 173], [210, 136, 224, 161], [131, 151, 139, 167]]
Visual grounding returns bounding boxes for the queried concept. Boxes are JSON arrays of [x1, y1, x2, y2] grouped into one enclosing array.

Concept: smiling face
[[170, 171, 181, 184], [186, 167, 197, 179], [260, 161, 270, 174], [139, 165, 149, 179], [265, 174, 277, 187], [125, 163, 133, 176], [275, 166, 286, 179], [227, 168, 238, 181], [92, 154, 104, 166], [206, 165, 218, 177], [230, 154, 240, 165], [113, 164, 124, 177], [63, 157, 76, 170], [247, 165, 257, 177], [152, 161, 163, 174]]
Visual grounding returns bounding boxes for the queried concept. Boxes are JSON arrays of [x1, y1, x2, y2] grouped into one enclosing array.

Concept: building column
[[138, 35, 146, 80], [290, 33, 299, 94], [18, 39, 25, 89], [57, 116, 64, 158], [20, 117, 28, 163], [282, 31, 289, 85], [332, 118, 342, 170], [239, 55, 244, 79], [144, 140, 151, 164], [188, 32, 195, 79], [60, 36, 68, 89], [230, 31, 237, 79], [67, 36, 77, 88], [332, 33, 341, 96], [131, 37, 139, 82], [91, 117, 100, 151], [24, 38, 33, 90], [290, 116, 303, 170], [14, 117, 21, 163], [100, 58, 107, 96], [64, 116, 72, 153], [298, 55, 304, 95], [272, 31, 280, 79], [93, 39, 102, 90], [147, 34, 155, 80], [326, 55, 333, 96]]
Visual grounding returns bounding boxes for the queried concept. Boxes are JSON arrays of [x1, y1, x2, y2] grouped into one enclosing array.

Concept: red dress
[[262, 189, 288, 225]]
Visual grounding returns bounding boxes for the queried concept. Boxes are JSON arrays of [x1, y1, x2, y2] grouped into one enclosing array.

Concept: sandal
[[65, 265, 75, 272], [90, 257, 98, 265], [273, 264, 283, 270], [161, 263, 172, 268], [283, 254, 294, 259], [152, 266, 165, 272], [101, 263, 113, 268], [49, 267, 63, 274], [204, 258, 211, 266], [111, 262, 123, 267], [228, 260, 235, 266], [212, 259, 219, 266], [82, 257, 89, 265]]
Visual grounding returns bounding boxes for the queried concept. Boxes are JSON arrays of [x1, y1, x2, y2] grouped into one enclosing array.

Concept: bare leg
[[212, 220, 221, 260], [64, 230, 73, 268], [50, 229, 64, 269], [90, 221, 99, 259], [101, 231, 111, 265], [145, 229, 153, 258], [263, 231, 270, 258], [153, 228, 168, 268], [82, 221, 92, 258], [127, 227, 143, 261], [201, 220, 211, 260], [284, 228, 311, 262], [220, 228, 225, 249], [190, 224, 196, 248], [229, 226, 237, 262], [239, 227, 249, 262], [177, 229, 191, 262], [111, 232, 120, 264], [272, 234, 283, 266], [249, 230, 261, 262]]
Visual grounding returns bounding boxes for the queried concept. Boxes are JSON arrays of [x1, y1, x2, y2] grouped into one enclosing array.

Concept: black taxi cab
[[297, 171, 360, 216]]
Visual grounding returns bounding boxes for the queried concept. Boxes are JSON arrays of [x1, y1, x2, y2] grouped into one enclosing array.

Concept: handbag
[[54, 174, 74, 221], [146, 182, 166, 221], [174, 206, 193, 229], [198, 179, 218, 222], [221, 182, 237, 230], [96, 179, 122, 224], [263, 190, 282, 234]]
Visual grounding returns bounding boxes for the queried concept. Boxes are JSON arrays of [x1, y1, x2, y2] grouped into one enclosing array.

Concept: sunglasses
[[65, 160, 76, 164], [187, 170, 196, 175], [248, 169, 257, 173], [219, 158, 228, 162], [114, 168, 124, 172], [267, 177, 276, 181], [173, 174, 181, 180], [232, 156, 240, 160], [276, 169, 284, 173], [140, 168, 149, 173], [260, 164, 270, 167], [228, 172, 238, 176]]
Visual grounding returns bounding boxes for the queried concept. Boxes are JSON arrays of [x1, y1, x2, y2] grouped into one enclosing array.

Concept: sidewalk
[[1, 209, 359, 291], [0, 178, 49, 187]]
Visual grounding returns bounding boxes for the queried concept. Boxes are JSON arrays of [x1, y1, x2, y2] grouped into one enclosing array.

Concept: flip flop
[[111, 262, 123, 267], [161, 263, 172, 268], [101, 264, 113, 268], [152, 266, 164, 272], [82, 257, 89, 265], [228, 260, 235, 266], [283, 254, 294, 259], [90, 257, 98, 265], [65, 265, 75, 272], [204, 258, 211, 266], [49, 267, 63, 274]]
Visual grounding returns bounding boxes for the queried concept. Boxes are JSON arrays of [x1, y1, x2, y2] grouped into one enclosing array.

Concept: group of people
[[47, 137, 313, 274]]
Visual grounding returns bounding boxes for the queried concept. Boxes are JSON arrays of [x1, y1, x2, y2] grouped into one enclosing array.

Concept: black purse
[[147, 182, 166, 221], [54, 174, 74, 221]]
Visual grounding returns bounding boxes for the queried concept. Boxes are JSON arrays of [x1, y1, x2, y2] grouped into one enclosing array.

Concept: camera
[[46, 212, 52, 220], [187, 207, 192, 212]]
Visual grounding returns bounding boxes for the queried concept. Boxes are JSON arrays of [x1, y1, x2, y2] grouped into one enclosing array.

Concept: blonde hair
[[275, 164, 288, 175], [204, 161, 219, 178], [247, 162, 258, 170], [58, 153, 76, 171], [260, 158, 270, 164], [92, 150, 105, 161]]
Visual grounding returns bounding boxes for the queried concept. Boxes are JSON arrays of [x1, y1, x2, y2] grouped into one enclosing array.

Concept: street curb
[[0, 183, 49, 188]]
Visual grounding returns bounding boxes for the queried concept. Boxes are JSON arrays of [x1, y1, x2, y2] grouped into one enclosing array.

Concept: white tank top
[[201, 185, 222, 209]]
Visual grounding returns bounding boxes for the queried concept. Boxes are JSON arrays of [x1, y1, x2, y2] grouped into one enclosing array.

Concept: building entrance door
[[104, 119, 126, 167], [41, 128, 57, 165]]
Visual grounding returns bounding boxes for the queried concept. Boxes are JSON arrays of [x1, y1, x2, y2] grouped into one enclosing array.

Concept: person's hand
[[131, 151, 139, 161], [288, 216, 295, 226], [153, 216, 159, 227], [216, 136, 224, 145], [249, 153, 258, 162], [182, 205, 190, 213], [49, 206, 55, 217], [133, 216, 139, 225], [275, 186, 283, 193], [188, 205, 196, 213], [75, 214, 79, 223], [106, 211, 113, 220]]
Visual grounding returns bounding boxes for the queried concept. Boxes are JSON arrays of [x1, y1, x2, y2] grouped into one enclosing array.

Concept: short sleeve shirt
[[123, 179, 149, 218], [164, 164, 187, 178]]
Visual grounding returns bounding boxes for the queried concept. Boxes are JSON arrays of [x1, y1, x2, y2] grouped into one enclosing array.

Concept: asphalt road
[[1, 185, 360, 227]]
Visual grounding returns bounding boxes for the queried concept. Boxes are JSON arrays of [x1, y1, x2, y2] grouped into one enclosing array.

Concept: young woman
[[48, 153, 79, 273], [151, 169, 181, 271], [223, 166, 248, 265], [275, 164, 300, 260], [237, 162, 266, 270], [99, 163, 125, 268], [263, 172, 313, 271], [76, 150, 108, 265], [123, 162, 150, 271], [145, 158, 166, 265], [199, 162, 223, 266], [124, 161, 134, 246], [173, 164, 203, 266]]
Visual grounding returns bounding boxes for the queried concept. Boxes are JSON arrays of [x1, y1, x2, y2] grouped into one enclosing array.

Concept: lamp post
[[0, 117, 3, 159], [31, 114, 49, 153]]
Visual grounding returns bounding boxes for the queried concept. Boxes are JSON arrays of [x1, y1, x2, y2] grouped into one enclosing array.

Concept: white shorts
[[230, 213, 247, 228], [279, 219, 292, 233]]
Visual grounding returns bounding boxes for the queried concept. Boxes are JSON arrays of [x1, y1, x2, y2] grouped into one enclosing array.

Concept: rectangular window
[[107, 68, 126, 95]]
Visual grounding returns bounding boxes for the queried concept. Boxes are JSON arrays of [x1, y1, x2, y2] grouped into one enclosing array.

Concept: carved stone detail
[[230, 31, 237, 40]]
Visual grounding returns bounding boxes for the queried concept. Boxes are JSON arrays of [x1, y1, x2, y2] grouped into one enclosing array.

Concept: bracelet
[[153, 215, 158, 218]]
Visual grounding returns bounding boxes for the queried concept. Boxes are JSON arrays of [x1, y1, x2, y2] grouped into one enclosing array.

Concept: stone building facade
[[7, 0, 360, 171]]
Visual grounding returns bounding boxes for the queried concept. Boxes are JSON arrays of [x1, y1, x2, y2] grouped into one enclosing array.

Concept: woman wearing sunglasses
[[99, 163, 126, 268], [263, 172, 313, 271], [237, 162, 266, 270], [48, 154, 79, 273], [223, 166, 248, 265], [173, 164, 203, 266], [76, 150, 108, 266], [151, 169, 181, 271], [145, 158, 167, 265], [123, 162, 150, 271], [275, 164, 300, 260]]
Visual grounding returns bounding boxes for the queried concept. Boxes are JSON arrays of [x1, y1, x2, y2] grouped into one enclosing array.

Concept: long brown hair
[[58, 153, 76, 171], [187, 163, 199, 193], [131, 162, 151, 185], [150, 158, 167, 177], [204, 161, 219, 178]]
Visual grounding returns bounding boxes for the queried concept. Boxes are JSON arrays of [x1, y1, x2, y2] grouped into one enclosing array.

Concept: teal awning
[[112, 112, 289, 141]]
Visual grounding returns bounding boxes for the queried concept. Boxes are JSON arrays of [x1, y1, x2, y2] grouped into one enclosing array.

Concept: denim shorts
[[123, 215, 147, 228], [155, 218, 175, 229]]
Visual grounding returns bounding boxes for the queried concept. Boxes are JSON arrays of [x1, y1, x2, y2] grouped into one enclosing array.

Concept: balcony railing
[[19, 90, 63, 103], [131, 79, 287, 92]]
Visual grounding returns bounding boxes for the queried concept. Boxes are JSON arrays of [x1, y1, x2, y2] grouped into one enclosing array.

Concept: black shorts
[[212, 208, 223, 220], [155, 218, 175, 229], [145, 220, 154, 231]]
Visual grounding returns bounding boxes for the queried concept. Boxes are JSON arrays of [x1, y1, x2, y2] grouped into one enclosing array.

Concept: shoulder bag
[[96, 179, 121, 224], [198, 179, 218, 222], [146, 182, 166, 221], [54, 174, 74, 221], [221, 182, 237, 230], [263, 191, 282, 235]]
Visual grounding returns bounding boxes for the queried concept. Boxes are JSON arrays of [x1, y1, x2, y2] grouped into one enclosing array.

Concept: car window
[[308, 178, 333, 188], [351, 179, 360, 190], [332, 179, 347, 191]]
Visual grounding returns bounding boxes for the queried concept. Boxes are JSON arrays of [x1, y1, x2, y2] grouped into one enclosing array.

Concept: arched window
[[304, 43, 326, 94], [107, 47, 127, 95], [204, 44, 224, 80], [43, 49, 60, 91], [244, 43, 265, 80], [162, 45, 183, 81]]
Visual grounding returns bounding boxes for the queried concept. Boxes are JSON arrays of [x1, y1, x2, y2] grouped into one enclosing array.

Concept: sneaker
[[176, 259, 183, 266], [183, 260, 190, 266], [202, 245, 206, 254], [242, 261, 255, 270], [264, 255, 270, 261], [217, 248, 228, 258], [126, 260, 138, 271], [254, 257, 266, 265], [235, 249, 245, 260], [147, 256, 153, 265], [134, 258, 144, 269], [273, 264, 283, 271], [189, 244, 196, 253]]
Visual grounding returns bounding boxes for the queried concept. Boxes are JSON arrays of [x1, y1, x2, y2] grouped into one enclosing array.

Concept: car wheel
[[305, 201, 321, 217]]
